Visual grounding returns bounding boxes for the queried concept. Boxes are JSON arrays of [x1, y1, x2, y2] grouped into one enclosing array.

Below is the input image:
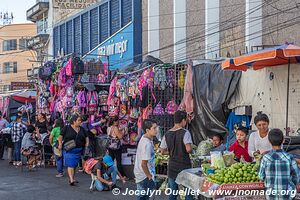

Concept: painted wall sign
[[53, 0, 98, 9]]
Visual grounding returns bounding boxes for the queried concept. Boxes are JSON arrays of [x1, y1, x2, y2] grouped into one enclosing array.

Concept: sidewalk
[[0, 160, 167, 200]]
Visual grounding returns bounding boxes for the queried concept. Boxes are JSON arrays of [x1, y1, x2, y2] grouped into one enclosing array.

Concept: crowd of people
[[1, 109, 300, 200]]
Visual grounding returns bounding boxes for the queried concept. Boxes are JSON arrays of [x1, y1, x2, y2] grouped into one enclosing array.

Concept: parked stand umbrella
[[221, 43, 300, 135]]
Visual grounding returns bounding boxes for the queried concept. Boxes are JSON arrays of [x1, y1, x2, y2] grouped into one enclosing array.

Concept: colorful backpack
[[58, 67, 67, 87], [62, 96, 73, 108], [66, 87, 74, 97], [153, 102, 165, 115], [154, 68, 167, 90], [142, 104, 153, 120], [39, 61, 55, 80], [65, 58, 73, 76], [98, 90, 108, 105], [107, 77, 118, 106], [80, 73, 90, 83], [97, 74, 106, 83], [119, 104, 127, 118], [84, 158, 99, 175], [109, 105, 119, 117], [165, 100, 178, 115], [129, 107, 139, 119], [178, 70, 185, 89], [87, 91, 98, 110], [167, 69, 175, 88]]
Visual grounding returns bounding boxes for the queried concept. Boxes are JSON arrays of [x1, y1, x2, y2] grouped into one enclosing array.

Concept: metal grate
[[148, 64, 187, 135]]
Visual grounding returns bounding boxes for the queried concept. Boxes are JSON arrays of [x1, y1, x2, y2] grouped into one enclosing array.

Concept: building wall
[[262, 0, 300, 46], [159, 0, 173, 63], [142, 0, 148, 58], [186, 0, 205, 60], [219, 0, 246, 58], [0, 24, 36, 91]]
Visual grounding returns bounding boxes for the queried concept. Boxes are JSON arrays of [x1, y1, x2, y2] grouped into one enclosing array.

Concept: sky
[[1, 0, 36, 24]]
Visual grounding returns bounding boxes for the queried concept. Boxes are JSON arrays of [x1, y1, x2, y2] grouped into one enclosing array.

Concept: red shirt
[[229, 141, 252, 162]]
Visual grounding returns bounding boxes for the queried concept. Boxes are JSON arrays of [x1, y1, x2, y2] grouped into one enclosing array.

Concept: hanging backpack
[[84, 158, 99, 175], [39, 61, 55, 80], [98, 90, 108, 106], [165, 99, 178, 115], [72, 57, 85, 75], [58, 67, 67, 87], [154, 68, 167, 90], [119, 104, 127, 118], [153, 102, 165, 116], [129, 107, 139, 119], [107, 77, 118, 106], [76, 91, 87, 108], [65, 58, 73, 76], [178, 70, 185, 89], [167, 69, 175, 88], [80, 73, 90, 83], [87, 91, 98, 111]]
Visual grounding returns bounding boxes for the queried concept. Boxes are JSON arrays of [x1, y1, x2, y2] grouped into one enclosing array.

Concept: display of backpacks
[[39, 61, 55, 80], [72, 57, 84, 74]]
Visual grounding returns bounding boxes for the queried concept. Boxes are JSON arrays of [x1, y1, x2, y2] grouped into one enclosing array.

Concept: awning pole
[[286, 59, 291, 136]]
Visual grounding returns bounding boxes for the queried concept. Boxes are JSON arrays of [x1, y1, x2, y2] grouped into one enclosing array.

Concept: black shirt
[[92, 160, 106, 175], [60, 125, 87, 148], [35, 120, 48, 134]]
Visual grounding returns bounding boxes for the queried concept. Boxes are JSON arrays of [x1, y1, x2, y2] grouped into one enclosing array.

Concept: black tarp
[[190, 62, 242, 145]]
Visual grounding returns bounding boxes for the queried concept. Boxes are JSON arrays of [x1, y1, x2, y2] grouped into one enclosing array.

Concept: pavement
[[0, 159, 168, 200]]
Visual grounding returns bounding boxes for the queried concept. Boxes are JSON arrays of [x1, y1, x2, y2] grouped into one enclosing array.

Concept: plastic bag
[[210, 151, 226, 169], [222, 151, 236, 167], [196, 139, 213, 156]]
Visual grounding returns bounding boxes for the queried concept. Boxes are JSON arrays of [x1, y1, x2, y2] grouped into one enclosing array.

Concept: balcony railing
[[26, 1, 49, 22]]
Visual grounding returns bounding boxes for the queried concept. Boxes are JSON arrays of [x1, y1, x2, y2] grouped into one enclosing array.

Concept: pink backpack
[[84, 158, 99, 175], [107, 77, 118, 106], [76, 91, 87, 108], [153, 102, 165, 115], [58, 67, 67, 86], [87, 91, 98, 108], [165, 100, 178, 115], [65, 58, 73, 76]]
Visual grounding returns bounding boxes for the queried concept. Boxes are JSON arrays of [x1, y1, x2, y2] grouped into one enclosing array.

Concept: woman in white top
[[248, 112, 272, 158]]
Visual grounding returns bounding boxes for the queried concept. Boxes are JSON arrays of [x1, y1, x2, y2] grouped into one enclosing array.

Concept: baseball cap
[[103, 155, 114, 167]]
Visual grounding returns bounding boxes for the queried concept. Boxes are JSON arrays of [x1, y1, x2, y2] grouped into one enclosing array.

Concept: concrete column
[[147, 0, 159, 58], [245, 0, 263, 52], [173, 0, 186, 62], [205, 0, 220, 59]]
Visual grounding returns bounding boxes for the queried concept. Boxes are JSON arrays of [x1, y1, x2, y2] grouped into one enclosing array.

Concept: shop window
[[3, 39, 17, 51]]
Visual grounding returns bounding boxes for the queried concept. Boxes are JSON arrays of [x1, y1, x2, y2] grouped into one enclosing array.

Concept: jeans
[[108, 148, 125, 177], [105, 165, 118, 185], [0, 135, 4, 159], [168, 178, 193, 200], [53, 144, 63, 174], [13, 140, 22, 162], [55, 155, 64, 174], [136, 178, 156, 200]]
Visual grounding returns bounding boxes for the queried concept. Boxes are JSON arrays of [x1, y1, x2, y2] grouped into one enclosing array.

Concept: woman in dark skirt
[[57, 114, 89, 186]]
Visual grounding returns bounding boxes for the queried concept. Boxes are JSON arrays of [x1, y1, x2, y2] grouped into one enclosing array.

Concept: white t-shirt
[[160, 128, 193, 149], [134, 135, 155, 183], [248, 130, 272, 157]]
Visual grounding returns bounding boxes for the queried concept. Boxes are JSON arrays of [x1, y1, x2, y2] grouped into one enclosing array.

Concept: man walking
[[134, 119, 158, 200], [160, 111, 193, 200], [11, 116, 26, 166]]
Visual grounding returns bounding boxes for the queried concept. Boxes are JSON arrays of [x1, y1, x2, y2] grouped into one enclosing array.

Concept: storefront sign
[[84, 23, 137, 70], [53, 0, 98, 9], [11, 82, 34, 90]]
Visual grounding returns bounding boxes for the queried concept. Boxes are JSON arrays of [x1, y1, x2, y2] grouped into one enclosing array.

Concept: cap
[[103, 155, 114, 167]]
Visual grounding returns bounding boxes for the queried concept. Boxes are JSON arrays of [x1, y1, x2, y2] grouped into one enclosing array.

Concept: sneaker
[[16, 161, 22, 166], [56, 173, 64, 178], [13, 161, 16, 166]]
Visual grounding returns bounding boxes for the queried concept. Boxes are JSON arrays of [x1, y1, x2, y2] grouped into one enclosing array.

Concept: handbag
[[64, 139, 76, 151]]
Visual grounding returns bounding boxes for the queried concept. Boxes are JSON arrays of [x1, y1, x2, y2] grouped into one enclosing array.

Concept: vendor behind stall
[[248, 112, 272, 159], [229, 126, 252, 162], [211, 134, 226, 152]]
